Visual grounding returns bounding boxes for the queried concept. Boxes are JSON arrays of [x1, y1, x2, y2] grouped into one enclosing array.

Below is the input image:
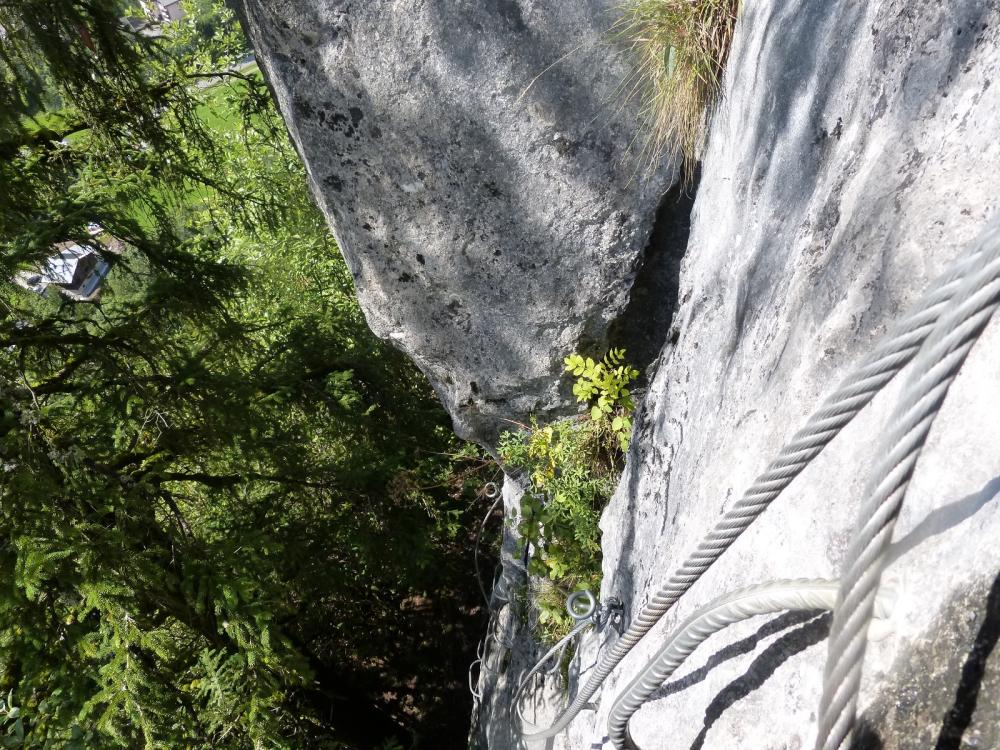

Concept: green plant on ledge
[[565, 348, 638, 452], [498, 349, 638, 642], [616, 0, 743, 170]]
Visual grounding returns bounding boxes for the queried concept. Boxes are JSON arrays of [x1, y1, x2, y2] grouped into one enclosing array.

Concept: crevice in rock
[[608, 169, 699, 384]]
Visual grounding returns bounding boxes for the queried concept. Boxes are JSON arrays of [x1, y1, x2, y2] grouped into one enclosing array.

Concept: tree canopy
[[0, 3, 492, 748]]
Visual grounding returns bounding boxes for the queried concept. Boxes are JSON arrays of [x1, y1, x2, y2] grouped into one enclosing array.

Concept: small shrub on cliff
[[565, 348, 638, 451], [498, 350, 637, 641], [617, 0, 742, 168]]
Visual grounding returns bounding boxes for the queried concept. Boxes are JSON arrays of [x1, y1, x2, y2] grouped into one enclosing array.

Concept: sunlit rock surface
[[575, 2, 1000, 748], [239, 0, 1000, 746], [234, 0, 676, 445]]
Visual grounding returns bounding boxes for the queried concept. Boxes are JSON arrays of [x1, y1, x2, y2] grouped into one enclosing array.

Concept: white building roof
[[13, 241, 112, 301], [42, 244, 90, 285]]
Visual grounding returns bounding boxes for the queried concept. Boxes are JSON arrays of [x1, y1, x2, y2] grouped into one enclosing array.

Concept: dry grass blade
[[615, 0, 742, 173]]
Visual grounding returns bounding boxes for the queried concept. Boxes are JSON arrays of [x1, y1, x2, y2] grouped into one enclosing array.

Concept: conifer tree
[[0, 3, 485, 747]]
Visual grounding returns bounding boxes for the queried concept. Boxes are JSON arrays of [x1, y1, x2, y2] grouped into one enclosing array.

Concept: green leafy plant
[[616, 0, 743, 170], [498, 350, 637, 642], [564, 348, 639, 452]]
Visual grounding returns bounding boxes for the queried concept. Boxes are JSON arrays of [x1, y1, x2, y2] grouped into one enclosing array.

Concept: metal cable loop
[[470, 482, 513, 699], [816, 222, 1000, 750], [608, 580, 834, 750], [469, 658, 484, 700], [490, 563, 510, 606], [514, 590, 625, 728], [474, 489, 505, 609], [491, 602, 516, 650], [522, 240, 988, 741], [606, 580, 894, 750], [512, 618, 593, 728], [477, 605, 513, 676]]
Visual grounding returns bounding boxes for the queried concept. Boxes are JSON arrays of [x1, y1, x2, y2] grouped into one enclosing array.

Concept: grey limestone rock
[[237, 0, 1000, 746], [233, 0, 677, 445], [568, 1, 1000, 748]]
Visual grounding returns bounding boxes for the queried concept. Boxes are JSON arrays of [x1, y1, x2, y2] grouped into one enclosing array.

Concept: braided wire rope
[[521, 240, 990, 741], [607, 579, 891, 750], [816, 221, 1000, 750], [512, 618, 593, 729]]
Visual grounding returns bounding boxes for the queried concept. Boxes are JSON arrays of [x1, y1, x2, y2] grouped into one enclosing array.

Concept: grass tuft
[[616, 0, 742, 172]]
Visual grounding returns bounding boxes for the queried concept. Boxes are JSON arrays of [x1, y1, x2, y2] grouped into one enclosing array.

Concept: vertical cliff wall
[[233, 0, 676, 445], [572, 1, 1000, 748], [235, 0, 1000, 747]]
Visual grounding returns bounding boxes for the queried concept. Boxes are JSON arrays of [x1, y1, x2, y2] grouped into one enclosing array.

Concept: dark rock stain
[[293, 97, 315, 119], [553, 134, 578, 157], [496, 0, 527, 33], [326, 112, 357, 137]]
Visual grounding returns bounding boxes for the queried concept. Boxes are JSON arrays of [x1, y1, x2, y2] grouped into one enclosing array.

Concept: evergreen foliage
[[0, 3, 487, 748]]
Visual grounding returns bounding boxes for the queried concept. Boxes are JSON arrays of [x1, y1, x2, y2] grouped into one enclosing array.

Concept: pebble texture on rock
[[564, 1, 1000, 748], [233, 0, 676, 445]]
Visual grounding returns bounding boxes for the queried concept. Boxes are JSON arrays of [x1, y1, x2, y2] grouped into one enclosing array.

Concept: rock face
[[239, 0, 1000, 747], [564, 1, 1000, 748], [234, 0, 676, 445]]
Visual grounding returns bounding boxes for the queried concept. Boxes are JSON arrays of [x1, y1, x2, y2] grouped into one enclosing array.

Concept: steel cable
[[522, 238, 990, 741], [816, 220, 1000, 750], [512, 618, 593, 729], [607, 579, 892, 750], [474, 482, 503, 609]]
